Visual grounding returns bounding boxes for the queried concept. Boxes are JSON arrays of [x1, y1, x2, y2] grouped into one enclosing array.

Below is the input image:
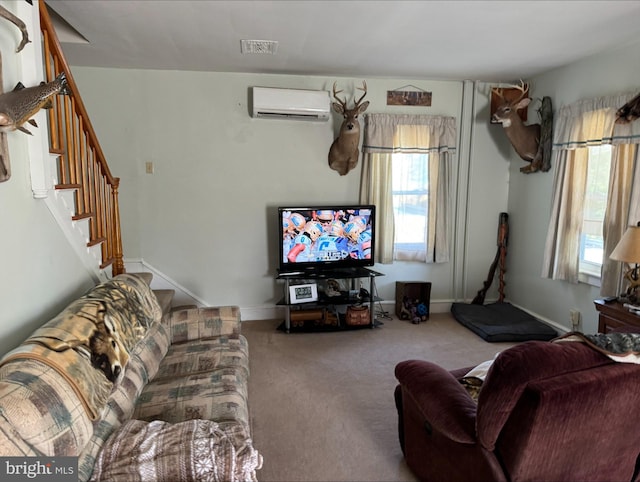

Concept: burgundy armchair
[[394, 340, 640, 482]]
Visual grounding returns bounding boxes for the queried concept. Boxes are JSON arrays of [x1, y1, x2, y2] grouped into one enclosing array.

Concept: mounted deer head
[[328, 81, 369, 176], [491, 80, 543, 173]]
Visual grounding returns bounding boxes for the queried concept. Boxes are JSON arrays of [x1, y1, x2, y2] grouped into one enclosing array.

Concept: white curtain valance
[[553, 91, 640, 150], [359, 113, 456, 264], [363, 114, 457, 154]]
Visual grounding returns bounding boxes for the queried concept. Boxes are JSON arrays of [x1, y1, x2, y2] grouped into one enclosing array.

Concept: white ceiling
[[45, 0, 640, 82]]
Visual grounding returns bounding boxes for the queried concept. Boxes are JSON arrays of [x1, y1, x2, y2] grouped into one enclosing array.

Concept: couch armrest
[[395, 360, 478, 444], [165, 306, 241, 344]]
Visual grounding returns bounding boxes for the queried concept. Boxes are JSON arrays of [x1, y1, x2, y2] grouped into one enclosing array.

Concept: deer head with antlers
[[491, 80, 548, 173], [328, 81, 369, 176]]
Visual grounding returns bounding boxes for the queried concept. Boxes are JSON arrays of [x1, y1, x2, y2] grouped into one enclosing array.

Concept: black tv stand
[[276, 267, 383, 333]]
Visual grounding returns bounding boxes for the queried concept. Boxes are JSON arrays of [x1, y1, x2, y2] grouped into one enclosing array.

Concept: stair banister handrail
[[38, 0, 124, 275], [38, 1, 116, 185]]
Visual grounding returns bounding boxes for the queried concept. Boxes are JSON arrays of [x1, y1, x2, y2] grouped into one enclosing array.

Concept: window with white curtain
[[579, 145, 612, 280], [542, 91, 640, 296], [359, 113, 457, 264], [391, 153, 429, 254]]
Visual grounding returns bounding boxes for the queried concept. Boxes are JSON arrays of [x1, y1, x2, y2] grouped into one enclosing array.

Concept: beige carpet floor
[[242, 312, 516, 482]]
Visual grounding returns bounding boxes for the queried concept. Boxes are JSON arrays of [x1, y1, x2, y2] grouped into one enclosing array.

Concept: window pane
[[392, 153, 428, 250], [579, 145, 612, 276]]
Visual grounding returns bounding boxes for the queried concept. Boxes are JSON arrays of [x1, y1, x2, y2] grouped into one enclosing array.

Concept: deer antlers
[[332, 82, 345, 106], [332, 81, 368, 110], [491, 79, 530, 103]]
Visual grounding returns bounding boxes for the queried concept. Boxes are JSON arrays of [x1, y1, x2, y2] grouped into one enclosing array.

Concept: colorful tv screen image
[[280, 206, 375, 270]]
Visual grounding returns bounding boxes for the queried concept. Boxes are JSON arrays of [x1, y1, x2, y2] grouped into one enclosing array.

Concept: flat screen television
[[278, 205, 375, 273]]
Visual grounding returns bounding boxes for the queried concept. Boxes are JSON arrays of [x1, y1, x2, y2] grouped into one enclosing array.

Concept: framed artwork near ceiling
[[387, 86, 432, 106]]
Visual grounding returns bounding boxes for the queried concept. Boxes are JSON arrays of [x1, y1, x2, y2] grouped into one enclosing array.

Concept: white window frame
[[578, 144, 613, 286], [391, 152, 430, 257]]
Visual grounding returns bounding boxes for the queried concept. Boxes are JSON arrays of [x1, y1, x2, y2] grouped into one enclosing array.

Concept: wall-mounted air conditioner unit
[[251, 87, 330, 121]]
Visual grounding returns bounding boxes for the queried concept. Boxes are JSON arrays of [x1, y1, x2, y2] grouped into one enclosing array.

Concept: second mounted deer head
[[491, 80, 545, 173], [328, 81, 369, 176], [616, 92, 640, 124]]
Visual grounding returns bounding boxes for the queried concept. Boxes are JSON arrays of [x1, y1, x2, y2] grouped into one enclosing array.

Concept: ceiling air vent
[[241, 39, 279, 55]]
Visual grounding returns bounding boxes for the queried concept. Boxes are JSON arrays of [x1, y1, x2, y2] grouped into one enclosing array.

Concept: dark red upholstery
[[395, 340, 640, 482]]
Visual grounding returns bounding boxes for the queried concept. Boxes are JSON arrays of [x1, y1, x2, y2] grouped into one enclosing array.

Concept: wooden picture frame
[[387, 90, 432, 106]]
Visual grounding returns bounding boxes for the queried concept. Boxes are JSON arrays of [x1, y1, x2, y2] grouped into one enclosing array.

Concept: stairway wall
[[0, 0, 96, 357]]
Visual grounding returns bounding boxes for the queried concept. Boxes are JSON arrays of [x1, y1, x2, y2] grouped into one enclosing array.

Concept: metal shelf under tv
[[276, 267, 384, 333]]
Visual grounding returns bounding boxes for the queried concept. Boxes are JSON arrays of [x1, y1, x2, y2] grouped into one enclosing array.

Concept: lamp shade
[[610, 225, 640, 263]]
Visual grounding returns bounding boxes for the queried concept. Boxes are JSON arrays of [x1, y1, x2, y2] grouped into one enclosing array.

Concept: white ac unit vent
[[251, 87, 330, 121]]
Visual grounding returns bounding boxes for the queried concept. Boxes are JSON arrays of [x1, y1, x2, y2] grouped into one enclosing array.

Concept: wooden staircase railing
[[38, 0, 125, 276]]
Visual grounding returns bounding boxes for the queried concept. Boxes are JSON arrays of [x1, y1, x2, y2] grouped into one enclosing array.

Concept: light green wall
[[73, 38, 640, 333], [71, 69, 512, 308], [0, 0, 95, 357]]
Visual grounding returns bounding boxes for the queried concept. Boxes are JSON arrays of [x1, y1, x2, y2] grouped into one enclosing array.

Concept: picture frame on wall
[[386, 84, 432, 106], [289, 283, 318, 304]]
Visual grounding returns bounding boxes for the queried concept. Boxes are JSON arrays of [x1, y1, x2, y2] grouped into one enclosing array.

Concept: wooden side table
[[395, 281, 432, 321], [594, 299, 640, 333]]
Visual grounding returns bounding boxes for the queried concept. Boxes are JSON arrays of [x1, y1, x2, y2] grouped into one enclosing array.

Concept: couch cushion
[[129, 320, 171, 383], [133, 335, 250, 426], [0, 341, 113, 421], [153, 334, 249, 381], [0, 359, 93, 456], [167, 306, 242, 344], [0, 418, 40, 457], [90, 419, 262, 482]]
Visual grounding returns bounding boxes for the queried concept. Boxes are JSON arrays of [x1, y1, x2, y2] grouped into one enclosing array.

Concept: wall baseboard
[[124, 259, 208, 307], [509, 302, 569, 335], [240, 300, 568, 337], [125, 259, 568, 334]]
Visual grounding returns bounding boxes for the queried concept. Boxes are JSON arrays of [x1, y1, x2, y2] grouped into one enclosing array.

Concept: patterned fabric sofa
[[0, 274, 262, 481]]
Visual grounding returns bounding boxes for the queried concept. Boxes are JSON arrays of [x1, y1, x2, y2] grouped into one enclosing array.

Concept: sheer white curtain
[[601, 144, 638, 294], [359, 114, 457, 264], [542, 92, 640, 294]]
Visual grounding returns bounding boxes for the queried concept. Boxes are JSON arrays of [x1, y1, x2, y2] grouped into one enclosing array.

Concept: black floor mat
[[451, 302, 557, 342]]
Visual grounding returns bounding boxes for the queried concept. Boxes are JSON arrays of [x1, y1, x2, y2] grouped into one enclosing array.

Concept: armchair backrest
[[476, 340, 640, 481]]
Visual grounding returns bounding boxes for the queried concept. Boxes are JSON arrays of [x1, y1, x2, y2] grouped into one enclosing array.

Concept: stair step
[[129, 272, 153, 285], [154, 289, 175, 316]]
